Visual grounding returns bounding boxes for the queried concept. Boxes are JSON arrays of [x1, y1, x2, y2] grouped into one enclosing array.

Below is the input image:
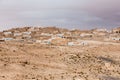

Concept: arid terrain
[[1, 0, 120, 79], [0, 41, 120, 80]]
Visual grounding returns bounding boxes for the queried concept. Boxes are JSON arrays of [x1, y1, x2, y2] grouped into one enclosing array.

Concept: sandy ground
[[0, 41, 120, 80]]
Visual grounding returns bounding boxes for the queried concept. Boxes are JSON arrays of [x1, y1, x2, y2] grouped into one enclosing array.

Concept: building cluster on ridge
[[0, 26, 120, 46]]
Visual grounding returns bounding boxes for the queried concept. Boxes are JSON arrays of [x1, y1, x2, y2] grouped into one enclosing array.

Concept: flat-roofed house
[[3, 31, 12, 37], [0, 39, 5, 42], [41, 33, 53, 36], [80, 33, 94, 37], [112, 27, 120, 34], [2, 38, 13, 41], [51, 37, 68, 46], [3, 32, 12, 35], [22, 32, 31, 35], [14, 33, 22, 37], [93, 28, 107, 32]]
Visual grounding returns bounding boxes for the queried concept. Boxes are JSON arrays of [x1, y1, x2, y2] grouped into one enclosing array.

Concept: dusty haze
[[0, 0, 120, 31]]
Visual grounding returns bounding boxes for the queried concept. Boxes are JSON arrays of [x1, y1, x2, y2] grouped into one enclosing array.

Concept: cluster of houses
[[0, 27, 120, 46]]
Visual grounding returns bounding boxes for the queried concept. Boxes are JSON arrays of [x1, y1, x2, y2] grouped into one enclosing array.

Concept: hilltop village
[[0, 27, 120, 45], [0, 27, 120, 80]]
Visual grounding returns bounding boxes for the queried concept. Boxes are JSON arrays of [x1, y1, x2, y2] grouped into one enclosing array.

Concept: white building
[[36, 40, 42, 43], [22, 32, 31, 35], [41, 40, 51, 44], [28, 27, 35, 32], [80, 33, 93, 37], [41, 33, 53, 36], [14, 33, 22, 36], [68, 41, 88, 46], [56, 34, 64, 38], [68, 42, 74, 46], [93, 28, 107, 32], [4, 32, 12, 35], [110, 37, 120, 41], [2, 38, 13, 41]]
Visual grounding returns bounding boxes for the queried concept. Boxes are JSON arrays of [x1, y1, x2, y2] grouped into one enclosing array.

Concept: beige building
[[51, 37, 68, 46], [93, 28, 107, 32], [80, 33, 94, 37], [109, 37, 120, 41], [112, 27, 120, 33]]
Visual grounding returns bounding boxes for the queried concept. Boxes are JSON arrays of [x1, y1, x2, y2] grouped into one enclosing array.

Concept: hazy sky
[[0, 0, 120, 31]]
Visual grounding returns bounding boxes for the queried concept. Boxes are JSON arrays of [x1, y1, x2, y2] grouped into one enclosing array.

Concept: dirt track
[[0, 42, 120, 80]]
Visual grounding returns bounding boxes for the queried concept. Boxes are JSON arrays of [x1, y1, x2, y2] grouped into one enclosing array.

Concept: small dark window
[[116, 31, 118, 33], [90, 35, 92, 37]]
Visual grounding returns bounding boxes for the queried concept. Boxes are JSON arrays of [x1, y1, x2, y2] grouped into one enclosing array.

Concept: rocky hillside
[[0, 42, 120, 80]]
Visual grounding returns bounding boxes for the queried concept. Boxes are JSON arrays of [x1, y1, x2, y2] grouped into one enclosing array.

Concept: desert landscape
[[1, 0, 120, 80], [0, 27, 120, 80]]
